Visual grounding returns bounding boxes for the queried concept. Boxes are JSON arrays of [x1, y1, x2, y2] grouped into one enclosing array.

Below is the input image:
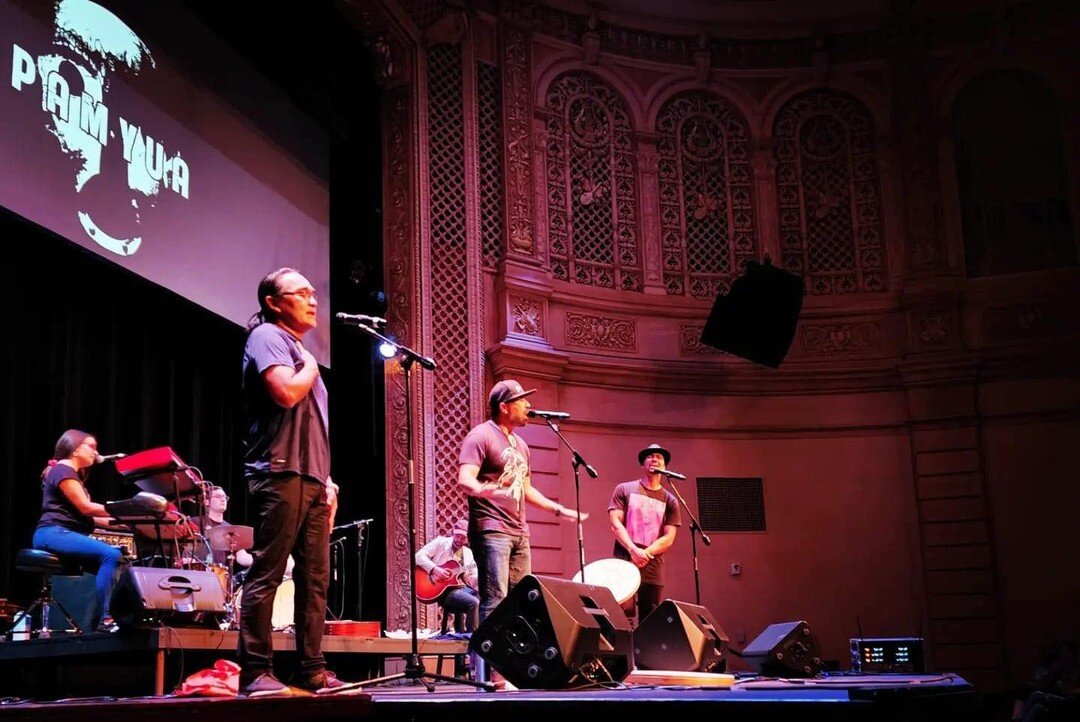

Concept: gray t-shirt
[[459, 420, 531, 536], [241, 323, 330, 483]]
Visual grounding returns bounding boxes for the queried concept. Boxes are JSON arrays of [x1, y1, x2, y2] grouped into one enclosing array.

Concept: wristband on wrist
[[553, 504, 563, 516]]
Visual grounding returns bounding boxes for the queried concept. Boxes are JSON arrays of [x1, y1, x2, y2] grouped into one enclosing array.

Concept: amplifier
[[90, 529, 136, 558], [850, 637, 925, 673]]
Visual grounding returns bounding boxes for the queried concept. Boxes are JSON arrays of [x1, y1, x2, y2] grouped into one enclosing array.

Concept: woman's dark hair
[[44, 429, 93, 480], [53, 429, 92, 461], [246, 267, 298, 331]]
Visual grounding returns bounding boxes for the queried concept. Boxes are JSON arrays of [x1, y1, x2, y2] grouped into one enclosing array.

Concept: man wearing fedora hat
[[414, 518, 479, 632], [458, 380, 588, 628], [608, 442, 682, 625]]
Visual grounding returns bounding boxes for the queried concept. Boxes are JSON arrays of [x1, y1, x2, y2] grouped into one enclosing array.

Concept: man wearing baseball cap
[[458, 380, 588, 631], [608, 443, 681, 625], [414, 518, 479, 632]]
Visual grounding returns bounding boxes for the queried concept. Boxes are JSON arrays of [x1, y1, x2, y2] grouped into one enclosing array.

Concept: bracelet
[[553, 504, 563, 516]]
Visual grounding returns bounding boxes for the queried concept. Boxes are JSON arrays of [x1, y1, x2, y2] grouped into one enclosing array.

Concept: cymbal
[[208, 524, 254, 551]]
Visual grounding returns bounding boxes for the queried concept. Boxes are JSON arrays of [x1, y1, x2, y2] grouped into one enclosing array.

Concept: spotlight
[[378, 341, 399, 359]]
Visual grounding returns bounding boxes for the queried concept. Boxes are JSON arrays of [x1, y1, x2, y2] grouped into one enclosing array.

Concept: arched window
[[545, 73, 641, 291], [773, 89, 887, 295], [953, 70, 1075, 277], [656, 91, 759, 299]]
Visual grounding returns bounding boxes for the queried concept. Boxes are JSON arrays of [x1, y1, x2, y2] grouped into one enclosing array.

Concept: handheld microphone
[[336, 312, 387, 326], [333, 518, 375, 531], [654, 468, 686, 480], [95, 452, 127, 464], [527, 410, 571, 420]]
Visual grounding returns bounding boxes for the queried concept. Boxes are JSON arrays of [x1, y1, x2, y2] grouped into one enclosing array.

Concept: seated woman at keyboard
[[32, 429, 125, 633]]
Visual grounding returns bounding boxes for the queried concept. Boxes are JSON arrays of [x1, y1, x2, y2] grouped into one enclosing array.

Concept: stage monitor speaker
[[700, 259, 804, 368], [740, 620, 823, 677], [633, 599, 730, 672], [469, 574, 634, 689], [110, 566, 226, 628]]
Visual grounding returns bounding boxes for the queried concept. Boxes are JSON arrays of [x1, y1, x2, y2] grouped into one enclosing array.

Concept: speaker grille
[[697, 477, 765, 532]]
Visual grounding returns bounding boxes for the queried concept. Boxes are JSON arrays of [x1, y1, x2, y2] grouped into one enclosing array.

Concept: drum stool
[[8, 549, 84, 639]]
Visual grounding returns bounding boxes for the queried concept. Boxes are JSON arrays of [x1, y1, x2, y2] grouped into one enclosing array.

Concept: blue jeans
[[469, 530, 531, 623], [441, 586, 480, 632], [32, 525, 123, 624]]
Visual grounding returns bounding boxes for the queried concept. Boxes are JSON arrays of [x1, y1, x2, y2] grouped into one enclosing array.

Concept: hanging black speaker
[[739, 620, 823, 677], [634, 599, 730, 672], [469, 574, 634, 689], [700, 258, 804, 368]]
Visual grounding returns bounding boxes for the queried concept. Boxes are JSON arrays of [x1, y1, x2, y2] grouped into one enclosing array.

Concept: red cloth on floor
[[176, 659, 240, 697]]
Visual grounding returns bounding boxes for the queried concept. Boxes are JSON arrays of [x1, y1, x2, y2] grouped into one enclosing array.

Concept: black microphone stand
[[539, 418, 597, 583], [660, 473, 710, 605], [334, 319, 493, 693]]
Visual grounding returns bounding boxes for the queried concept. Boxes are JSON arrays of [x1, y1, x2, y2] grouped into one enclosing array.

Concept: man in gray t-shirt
[[458, 380, 588, 627], [237, 268, 343, 698]]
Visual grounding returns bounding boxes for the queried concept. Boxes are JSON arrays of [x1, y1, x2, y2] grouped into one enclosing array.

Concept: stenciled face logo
[[8, 0, 190, 256]]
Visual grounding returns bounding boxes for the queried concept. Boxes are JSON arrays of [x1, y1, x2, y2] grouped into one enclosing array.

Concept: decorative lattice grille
[[773, 90, 887, 295], [426, 45, 470, 530], [545, 73, 641, 291], [477, 62, 505, 269], [656, 91, 759, 299]]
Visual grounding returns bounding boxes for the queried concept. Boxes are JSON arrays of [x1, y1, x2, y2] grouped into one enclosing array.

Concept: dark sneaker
[[240, 673, 294, 698], [291, 669, 347, 692], [95, 617, 119, 634]]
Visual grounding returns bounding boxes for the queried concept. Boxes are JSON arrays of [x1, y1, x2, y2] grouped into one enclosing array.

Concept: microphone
[[336, 312, 387, 326], [527, 410, 571, 420], [333, 518, 374, 531], [653, 468, 686, 480], [95, 452, 127, 464]]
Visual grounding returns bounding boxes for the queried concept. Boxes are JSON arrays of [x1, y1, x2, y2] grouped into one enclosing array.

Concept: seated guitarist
[[414, 519, 479, 632]]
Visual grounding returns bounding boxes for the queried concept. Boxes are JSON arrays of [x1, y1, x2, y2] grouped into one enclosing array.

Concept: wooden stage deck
[[0, 628, 468, 696]]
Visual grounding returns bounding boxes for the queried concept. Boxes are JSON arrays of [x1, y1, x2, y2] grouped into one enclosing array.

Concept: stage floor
[[0, 669, 987, 722], [0, 629, 990, 721]]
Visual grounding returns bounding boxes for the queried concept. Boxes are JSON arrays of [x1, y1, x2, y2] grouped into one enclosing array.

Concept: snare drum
[[572, 558, 641, 605]]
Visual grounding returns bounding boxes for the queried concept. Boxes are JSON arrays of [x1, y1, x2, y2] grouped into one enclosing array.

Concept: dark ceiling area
[[178, 1, 374, 138]]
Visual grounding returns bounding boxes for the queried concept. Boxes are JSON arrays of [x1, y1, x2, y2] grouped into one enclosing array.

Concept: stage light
[[378, 341, 399, 359]]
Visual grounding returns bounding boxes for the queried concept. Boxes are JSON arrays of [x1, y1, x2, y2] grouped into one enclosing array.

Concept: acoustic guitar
[[414, 559, 466, 603]]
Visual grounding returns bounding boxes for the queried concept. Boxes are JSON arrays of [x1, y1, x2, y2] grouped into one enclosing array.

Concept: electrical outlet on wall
[[730, 563, 742, 576]]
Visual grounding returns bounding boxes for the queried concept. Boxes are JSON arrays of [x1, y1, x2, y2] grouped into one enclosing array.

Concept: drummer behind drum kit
[[199, 524, 254, 630], [178, 525, 297, 631]]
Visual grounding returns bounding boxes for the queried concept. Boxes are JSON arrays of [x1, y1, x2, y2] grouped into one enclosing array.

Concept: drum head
[[235, 577, 295, 630], [572, 558, 641, 604], [271, 578, 294, 629]]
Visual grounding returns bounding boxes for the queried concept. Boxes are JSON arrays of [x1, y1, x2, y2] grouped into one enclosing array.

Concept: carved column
[[531, 123, 551, 270], [636, 134, 665, 295], [500, 23, 541, 266], [752, 144, 780, 263], [381, 84, 421, 633], [887, 8, 947, 274]]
